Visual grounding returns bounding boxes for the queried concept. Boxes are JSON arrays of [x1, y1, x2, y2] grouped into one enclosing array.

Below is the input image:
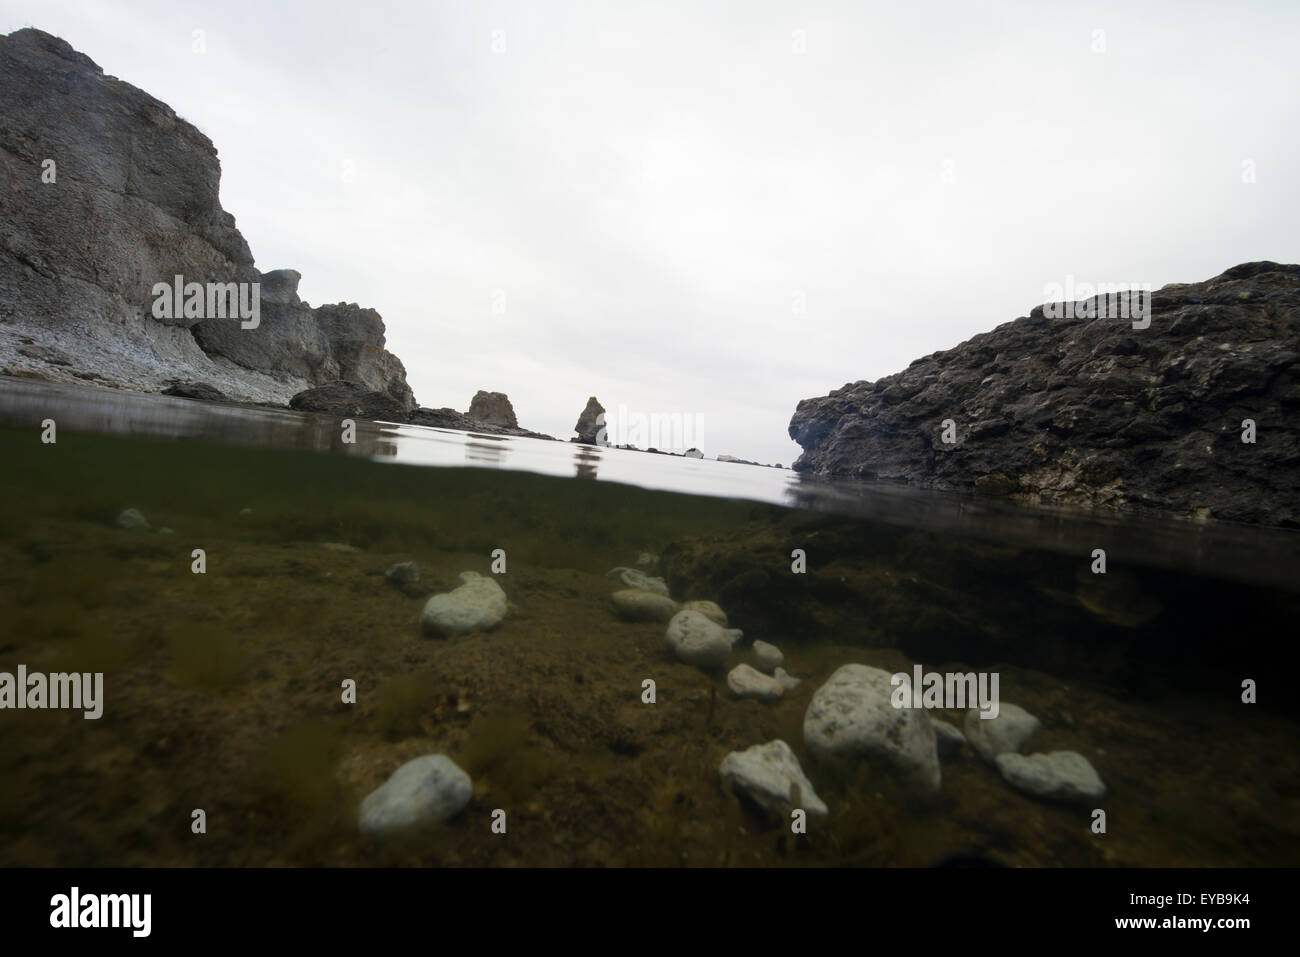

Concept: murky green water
[[1, 377, 1297, 866]]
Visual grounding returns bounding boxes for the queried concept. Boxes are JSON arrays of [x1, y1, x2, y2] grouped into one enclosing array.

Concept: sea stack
[[572, 396, 606, 444]]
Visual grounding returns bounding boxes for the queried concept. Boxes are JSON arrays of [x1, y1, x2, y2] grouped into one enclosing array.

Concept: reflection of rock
[[467, 390, 518, 429], [572, 397, 606, 444]]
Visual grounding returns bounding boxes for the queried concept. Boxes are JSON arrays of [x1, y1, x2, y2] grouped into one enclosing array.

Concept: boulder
[[719, 740, 828, 820], [995, 751, 1106, 802], [664, 610, 743, 669], [358, 754, 473, 834], [803, 664, 941, 797], [419, 571, 507, 637], [289, 380, 410, 420], [467, 390, 518, 428]]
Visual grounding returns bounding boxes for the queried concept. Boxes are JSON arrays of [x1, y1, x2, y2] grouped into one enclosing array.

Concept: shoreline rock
[[789, 261, 1300, 528]]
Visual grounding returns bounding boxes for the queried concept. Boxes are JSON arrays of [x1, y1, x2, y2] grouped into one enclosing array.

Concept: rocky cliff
[[0, 28, 414, 409], [790, 262, 1300, 528]]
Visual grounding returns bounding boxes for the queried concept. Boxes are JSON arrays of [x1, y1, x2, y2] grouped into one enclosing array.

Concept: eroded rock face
[[789, 262, 1300, 527], [467, 390, 518, 429], [572, 396, 606, 444], [0, 28, 415, 410]]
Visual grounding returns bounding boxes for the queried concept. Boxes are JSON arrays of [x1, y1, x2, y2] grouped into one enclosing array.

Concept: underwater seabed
[[0, 425, 1297, 866]]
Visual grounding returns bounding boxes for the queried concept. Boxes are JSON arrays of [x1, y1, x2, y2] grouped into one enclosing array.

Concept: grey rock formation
[[406, 405, 555, 439], [964, 703, 1041, 764], [161, 381, 228, 401], [572, 396, 606, 444], [467, 390, 518, 429], [790, 262, 1300, 527], [996, 751, 1106, 802], [289, 380, 411, 420], [718, 740, 828, 820], [358, 754, 473, 834], [0, 28, 415, 409], [419, 571, 507, 637], [803, 664, 942, 798], [773, 667, 801, 691]]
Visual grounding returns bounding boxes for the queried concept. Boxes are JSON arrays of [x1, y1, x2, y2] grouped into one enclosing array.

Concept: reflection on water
[[2, 375, 1297, 591]]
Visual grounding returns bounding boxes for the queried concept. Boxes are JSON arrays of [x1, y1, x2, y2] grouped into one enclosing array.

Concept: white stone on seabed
[[664, 610, 743, 669], [933, 719, 966, 759], [752, 639, 784, 671], [681, 600, 727, 626], [636, 552, 660, 570], [385, 561, 419, 585], [116, 508, 149, 530], [719, 740, 828, 820], [420, 571, 507, 637], [358, 754, 473, 835], [610, 588, 678, 623], [607, 566, 669, 596], [995, 751, 1106, 802], [964, 703, 1040, 763], [774, 667, 801, 691], [803, 664, 941, 798], [727, 663, 785, 700]]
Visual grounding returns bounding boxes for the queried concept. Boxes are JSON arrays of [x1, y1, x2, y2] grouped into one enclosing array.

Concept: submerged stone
[[610, 588, 678, 623], [664, 610, 743, 669], [964, 703, 1040, 764], [774, 667, 801, 691], [995, 751, 1106, 802], [803, 664, 941, 798], [607, 566, 669, 596], [115, 508, 149, 530], [681, 600, 727, 626], [726, 663, 785, 700], [719, 740, 828, 821], [358, 754, 473, 835], [420, 571, 507, 637], [385, 561, 419, 585], [751, 639, 784, 671]]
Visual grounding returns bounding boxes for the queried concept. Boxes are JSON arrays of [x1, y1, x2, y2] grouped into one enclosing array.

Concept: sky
[[3, 0, 1297, 465]]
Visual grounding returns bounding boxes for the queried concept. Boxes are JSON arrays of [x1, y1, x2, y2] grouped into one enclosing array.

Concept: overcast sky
[[4, 1, 1297, 464]]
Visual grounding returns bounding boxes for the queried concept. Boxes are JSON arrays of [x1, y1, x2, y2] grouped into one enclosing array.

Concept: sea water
[[0, 376, 1297, 866]]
